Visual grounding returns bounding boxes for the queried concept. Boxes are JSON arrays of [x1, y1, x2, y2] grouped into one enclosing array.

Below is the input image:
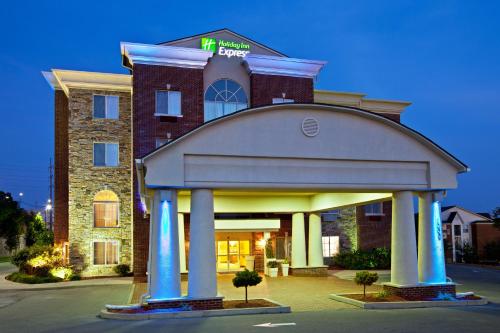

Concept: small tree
[[232, 269, 262, 303], [354, 271, 379, 299]]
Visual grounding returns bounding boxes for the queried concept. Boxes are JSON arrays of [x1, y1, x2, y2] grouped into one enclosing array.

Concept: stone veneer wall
[[322, 207, 357, 252], [67, 88, 132, 277]]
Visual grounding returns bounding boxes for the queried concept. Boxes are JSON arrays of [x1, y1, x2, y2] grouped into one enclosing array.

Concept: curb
[[100, 298, 291, 320], [329, 293, 488, 309]]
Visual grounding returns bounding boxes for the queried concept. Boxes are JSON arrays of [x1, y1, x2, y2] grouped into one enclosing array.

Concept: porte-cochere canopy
[[136, 103, 467, 194]]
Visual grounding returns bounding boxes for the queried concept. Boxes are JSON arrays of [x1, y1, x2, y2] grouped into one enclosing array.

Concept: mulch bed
[[223, 299, 278, 309], [345, 294, 407, 302], [342, 293, 482, 302]]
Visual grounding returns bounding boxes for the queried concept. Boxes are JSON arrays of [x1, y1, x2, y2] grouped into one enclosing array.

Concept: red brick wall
[[250, 74, 314, 107], [132, 64, 205, 281], [471, 223, 500, 258], [54, 90, 69, 244], [356, 201, 392, 250]]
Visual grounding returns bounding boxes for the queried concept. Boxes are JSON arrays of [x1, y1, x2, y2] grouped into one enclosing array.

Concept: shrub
[[483, 241, 500, 262], [49, 266, 74, 280], [11, 245, 62, 275], [461, 243, 478, 263], [114, 264, 131, 277], [232, 269, 263, 303], [375, 289, 392, 300], [265, 239, 274, 258], [69, 274, 81, 281], [333, 248, 390, 270], [266, 260, 279, 268], [6, 272, 62, 284], [354, 271, 379, 298]]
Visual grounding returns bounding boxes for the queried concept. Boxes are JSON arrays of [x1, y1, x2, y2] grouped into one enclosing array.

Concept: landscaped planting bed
[[223, 299, 280, 309]]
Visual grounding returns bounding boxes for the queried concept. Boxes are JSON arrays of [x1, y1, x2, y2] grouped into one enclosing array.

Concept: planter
[[245, 256, 255, 271], [268, 267, 278, 278], [281, 263, 289, 276], [264, 258, 276, 276]]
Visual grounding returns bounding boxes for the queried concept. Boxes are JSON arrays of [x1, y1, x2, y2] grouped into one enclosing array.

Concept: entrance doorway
[[216, 238, 250, 272]]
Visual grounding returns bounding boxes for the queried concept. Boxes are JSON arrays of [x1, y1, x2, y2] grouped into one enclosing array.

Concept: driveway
[[0, 264, 498, 332], [132, 270, 383, 311]]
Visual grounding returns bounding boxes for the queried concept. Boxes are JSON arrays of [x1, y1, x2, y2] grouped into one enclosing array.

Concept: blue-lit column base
[[148, 190, 181, 300], [418, 192, 447, 284]]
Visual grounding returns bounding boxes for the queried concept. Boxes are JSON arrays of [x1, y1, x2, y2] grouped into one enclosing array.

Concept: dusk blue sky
[[0, 1, 498, 213]]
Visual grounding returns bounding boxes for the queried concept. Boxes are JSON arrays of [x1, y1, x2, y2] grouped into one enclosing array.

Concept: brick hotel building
[[43, 29, 466, 301]]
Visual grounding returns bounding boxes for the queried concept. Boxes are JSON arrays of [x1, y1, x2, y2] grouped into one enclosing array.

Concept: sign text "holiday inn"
[[201, 37, 251, 58]]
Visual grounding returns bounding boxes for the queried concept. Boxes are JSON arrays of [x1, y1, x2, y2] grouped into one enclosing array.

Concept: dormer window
[[204, 79, 247, 122]]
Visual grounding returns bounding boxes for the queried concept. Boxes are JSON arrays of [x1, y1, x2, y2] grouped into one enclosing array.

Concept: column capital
[[417, 190, 446, 202]]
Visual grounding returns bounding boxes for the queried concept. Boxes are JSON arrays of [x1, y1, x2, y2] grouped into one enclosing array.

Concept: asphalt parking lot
[[0, 264, 499, 333]]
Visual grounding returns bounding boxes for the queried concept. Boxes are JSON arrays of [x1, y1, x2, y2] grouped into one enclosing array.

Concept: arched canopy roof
[[137, 104, 467, 192]]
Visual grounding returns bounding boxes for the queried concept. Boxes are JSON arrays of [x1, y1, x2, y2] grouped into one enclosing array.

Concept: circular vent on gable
[[301, 118, 320, 137]]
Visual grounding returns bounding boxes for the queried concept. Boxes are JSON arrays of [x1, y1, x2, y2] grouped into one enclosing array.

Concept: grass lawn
[[0, 256, 11, 263]]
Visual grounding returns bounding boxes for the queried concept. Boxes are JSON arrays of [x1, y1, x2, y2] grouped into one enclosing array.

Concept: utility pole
[[48, 158, 54, 231]]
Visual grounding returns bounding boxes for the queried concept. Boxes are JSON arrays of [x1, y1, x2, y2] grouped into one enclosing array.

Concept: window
[[364, 203, 383, 216], [155, 91, 181, 116], [94, 190, 119, 227], [93, 143, 119, 167], [272, 97, 294, 104], [322, 236, 340, 257], [93, 240, 119, 265], [275, 237, 290, 260], [322, 209, 341, 222], [204, 79, 247, 121], [155, 138, 170, 148], [93, 95, 119, 119]]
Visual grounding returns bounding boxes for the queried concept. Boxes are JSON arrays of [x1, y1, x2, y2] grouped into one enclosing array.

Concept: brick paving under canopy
[[131, 270, 383, 311]]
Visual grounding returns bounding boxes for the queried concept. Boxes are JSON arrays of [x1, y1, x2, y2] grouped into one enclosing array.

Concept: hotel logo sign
[[200, 37, 250, 58]]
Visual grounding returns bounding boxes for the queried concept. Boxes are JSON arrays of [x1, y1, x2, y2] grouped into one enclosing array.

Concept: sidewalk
[[0, 262, 132, 291]]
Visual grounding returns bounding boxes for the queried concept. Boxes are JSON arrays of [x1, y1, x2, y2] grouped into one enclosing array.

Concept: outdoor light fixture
[[257, 239, 266, 247]]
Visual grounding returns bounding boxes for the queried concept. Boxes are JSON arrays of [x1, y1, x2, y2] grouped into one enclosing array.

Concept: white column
[[178, 213, 187, 273], [308, 213, 324, 267], [291, 213, 307, 268], [188, 189, 217, 298], [390, 191, 418, 286], [148, 190, 181, 300], [418, 192, 447, 284]]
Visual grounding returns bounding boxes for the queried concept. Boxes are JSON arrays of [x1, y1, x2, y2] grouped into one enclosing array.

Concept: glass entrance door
[[217, 239, 251, 272]]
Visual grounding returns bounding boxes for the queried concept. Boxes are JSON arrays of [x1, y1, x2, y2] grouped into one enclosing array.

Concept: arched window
[[204, 79, 248, 121], [93, 190, 119, 227]]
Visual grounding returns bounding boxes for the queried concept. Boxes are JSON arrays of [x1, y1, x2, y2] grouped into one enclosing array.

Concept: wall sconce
[[257, 239, 266, 247]]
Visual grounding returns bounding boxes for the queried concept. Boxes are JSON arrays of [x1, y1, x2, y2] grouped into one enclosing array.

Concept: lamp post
[[45, 199, 53, 231]]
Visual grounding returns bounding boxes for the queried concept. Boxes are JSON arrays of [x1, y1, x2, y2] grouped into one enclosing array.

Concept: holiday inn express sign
[[201, 37, 251, 58]]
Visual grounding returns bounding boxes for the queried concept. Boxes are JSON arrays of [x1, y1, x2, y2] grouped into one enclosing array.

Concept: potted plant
[[266, 260, 279, 278], [281, 258, 290, 276], [264, 239, 275, 276]]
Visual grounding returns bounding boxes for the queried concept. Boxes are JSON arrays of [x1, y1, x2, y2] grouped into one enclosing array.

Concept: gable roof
[[157, 28, 287, 57], [441, 205, 492, 222]]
